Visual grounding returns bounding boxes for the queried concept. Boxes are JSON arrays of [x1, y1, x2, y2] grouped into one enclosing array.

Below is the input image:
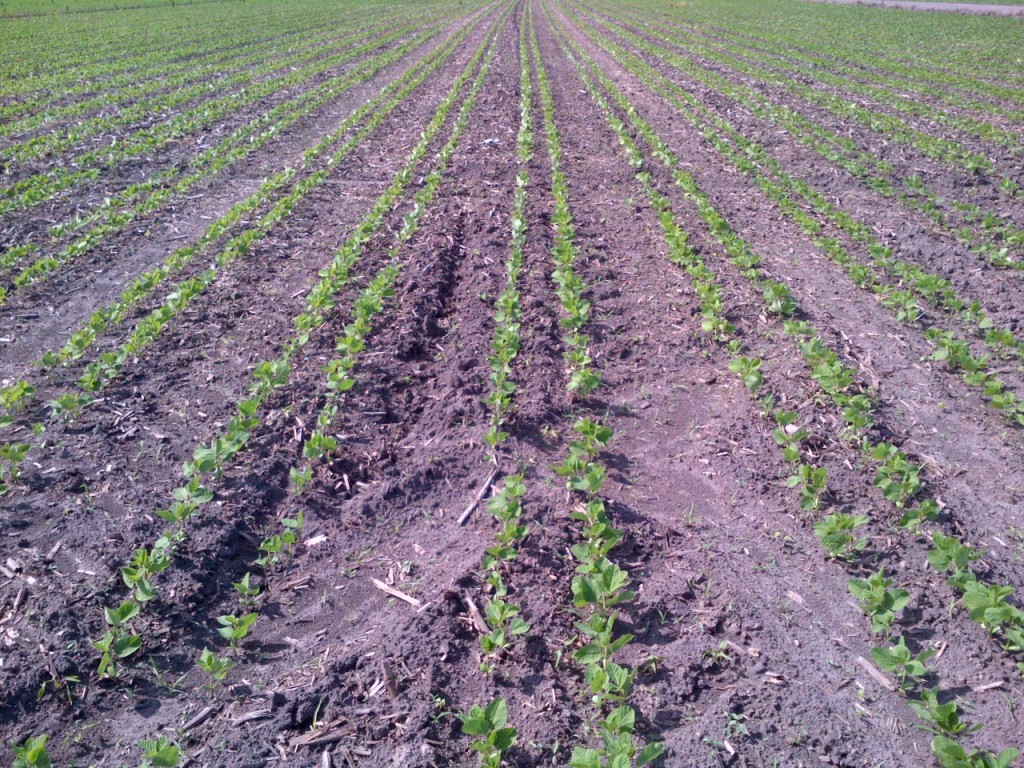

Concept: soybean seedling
[[870, 636, 934, 692], [930, 735, 1019, 768], [962, 581, 1022, 634], [814, 513, 869, 560], [849, 570, 910, 635], [0, 380, 34, 417], [479, 599, 530, 672], [232, 572, 261, 607], [196, 648, 235, 688], [574, 612, 633, 670], [787, 464, 828, 511], [871, 443, 922, 508], [255, 511, 304, 568], [121, 544, 172, 603], [482, 474, 528, 573], [728, 356, 763, 394], [94, 600, 142, 677], [898, 498, 939, 533], [47, 392, 93, 422], [289, 465, 313, 494], [927, 532, 979, 575], [572, 558, 636, 613], [772, 410, 808, 462], [837, 392, 874, 435], [154, 479, 213, 542], [13, 735, 51, 768], [763, 280, 796, 316], [458, 698, 517, 768], [0, 441, 30, 492], [140, 736, 181, 767], [216, 612, 258, 651], [570, 706, 665, 767], [909, 688, 979, 738]]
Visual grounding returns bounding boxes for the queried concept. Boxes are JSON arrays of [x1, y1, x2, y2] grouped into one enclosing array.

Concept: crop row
[[0, 0, 391, 92], [654, 25, 1013, 184], [714, 17, 1022, 116], [0, 21, 443, 300], [562, 7, 1024, 426], [612, 5, 1024, 149], [551, 10, 1022, 764], [6, 2, 1023, 764], [480, 6, 534, 465], [0, 20, 441, 219], [45, 17, 474, 376], [0, 9, 487, 494], [3, 6, 505, 758], [575, 3, 1024, 271], [89, 0, 507, 686], [561, 0, 1024, 673], [695, 31, 1024, 153], [0, 21, 383, 159], [460, 5, 668, 761], [0, 21, 321, 125], [686, 2, 1024, 104], [0, 23, 397, 166], [200, 23, 505, 680], [287, 14, 502, 496], [458, 10, 570, 763], [459, 11, 538, 763], [0, 10, 403, 133], [534, 4, 664, 764]]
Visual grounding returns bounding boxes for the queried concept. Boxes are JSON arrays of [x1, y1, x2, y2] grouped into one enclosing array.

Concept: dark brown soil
[[809, 0, 1024, 16], [0, 25, 445, 267], [1, 1, 1022, 766], [0, 17, 483, 372]]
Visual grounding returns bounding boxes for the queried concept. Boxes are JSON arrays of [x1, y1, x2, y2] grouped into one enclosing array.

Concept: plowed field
[[2, 0, 1023, 766]]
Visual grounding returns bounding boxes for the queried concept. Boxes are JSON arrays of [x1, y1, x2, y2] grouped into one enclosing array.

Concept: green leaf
[[870, 643, 907, 672], [113, 634, 142, 659], [508, 617, 530, 635], [133, 577, 156, 603], [931, 735, 968, 768], [459, 705, 489, 736], [608, 633, 633, 654], [607, 589, 637, 607], [637, 742, 667, 766], [104, 600, 140, 627], [491, 726, 517, 752], [586, 664, 609, 696], [602, 705, 635, 735], [484, 697, 508, 729], [569, 747, 602, 768], [573, 643, 603, 665], [572, 575, 599, 607], [141, 737, 182, 767], [13, 735, 51, 768]]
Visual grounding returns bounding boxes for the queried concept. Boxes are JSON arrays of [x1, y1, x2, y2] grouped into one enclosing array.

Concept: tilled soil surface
[[1, 0, 1023, 766], [809, 0, 1024, 16]]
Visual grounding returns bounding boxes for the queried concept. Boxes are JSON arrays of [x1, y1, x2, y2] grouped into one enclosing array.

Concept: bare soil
[[808, 0, 1024, 15], [1, 1, 1022, 766]]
